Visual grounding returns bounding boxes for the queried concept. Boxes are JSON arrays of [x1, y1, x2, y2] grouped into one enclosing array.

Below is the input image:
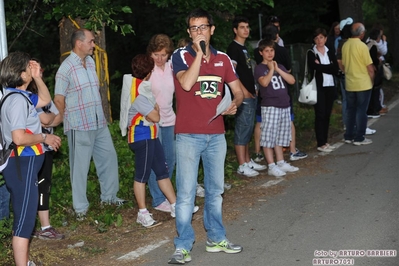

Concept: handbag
[[298, 50, 317, 105], [382, 63, 392, 80]]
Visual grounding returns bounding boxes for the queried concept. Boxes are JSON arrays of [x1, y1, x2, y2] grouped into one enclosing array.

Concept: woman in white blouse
[[307, 28, 339, 153]]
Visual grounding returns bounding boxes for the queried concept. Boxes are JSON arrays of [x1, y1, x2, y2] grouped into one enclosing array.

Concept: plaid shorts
[[260, 106, 291, 148]]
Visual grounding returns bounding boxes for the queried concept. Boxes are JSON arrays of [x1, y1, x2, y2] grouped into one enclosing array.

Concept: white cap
[[339, 17, 353, 31]]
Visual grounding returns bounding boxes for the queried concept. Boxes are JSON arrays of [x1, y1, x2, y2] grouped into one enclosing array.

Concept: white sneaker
[[248, 159, 267, 171], [154, 200, 172, 213], [170, 204, 175, 218], [196, 184, 205, 197], [365, 127, 376, 135], [137, 211, 161, 228], [253, 153, 264, 162], [268, 165, 286, 177], [277, 161, 299, 172], [170, 205, 200, 218], [353, 138, 373, 146], [237, 163, 259, 177]]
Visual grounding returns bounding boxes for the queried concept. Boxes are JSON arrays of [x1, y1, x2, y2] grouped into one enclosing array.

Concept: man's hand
[[222, 102, 238, 115]]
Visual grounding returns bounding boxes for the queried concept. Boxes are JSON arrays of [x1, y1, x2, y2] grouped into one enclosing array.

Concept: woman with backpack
[[0, 52, 61, 266]]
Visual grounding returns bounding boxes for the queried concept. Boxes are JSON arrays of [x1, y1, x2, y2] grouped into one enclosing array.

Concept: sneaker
[[325, 143, 336, 150], [365, 127, 376, 135], [101, 197, 126, 206], [367, 113, 380, 119], [317, 146, 333, 152], [28, 261, 36, 266], [379, 107, 388, 115], [168, 248, 191, 264], [37, 227, 65, 240], [154, 200, 172, 213], [170, 204, 175, 218], [248, 159, 267, 171], [277, 161, 299, 172], [253, 153, 264, 162], [136, 211, 161, 228], [196, 184, 205, 197], [237, 163, 259, 177], [290, 148, 308, 161], [353, 138, 373, 146], [76, 211, 87, 221], [206, 238, 243, 254], [344, 139, 353, 144], [170, 205, 199, 218], [268, 165, 286, 177]]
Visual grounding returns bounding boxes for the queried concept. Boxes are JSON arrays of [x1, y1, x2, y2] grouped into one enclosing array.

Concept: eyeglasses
[[188, 24, 211, 32]]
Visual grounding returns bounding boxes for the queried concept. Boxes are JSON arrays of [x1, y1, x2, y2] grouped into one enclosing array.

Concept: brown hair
[[147, 34, 174, 56], [258, 39, 275, 51], [0, 51, 31, 88], [177, 38, 191, 48], [313, 28, 327, 40], [131, 54, 154, 80]]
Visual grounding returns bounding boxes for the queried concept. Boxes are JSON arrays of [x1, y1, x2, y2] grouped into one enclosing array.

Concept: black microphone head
[[200, 41, 206, 55]]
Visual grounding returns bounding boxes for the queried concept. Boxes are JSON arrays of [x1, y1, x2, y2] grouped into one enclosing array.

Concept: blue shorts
[[234, 97, 256, 145], [3, 155, 44, 238], [129, 138, 169, 183]]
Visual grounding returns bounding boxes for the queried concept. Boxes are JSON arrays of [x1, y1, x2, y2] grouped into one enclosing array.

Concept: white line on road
[[261, 178, 285, 188], [117, 239, 170, 261]]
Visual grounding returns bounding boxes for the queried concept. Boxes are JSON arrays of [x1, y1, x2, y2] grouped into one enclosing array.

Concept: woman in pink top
[[146, 34, 178, 213]]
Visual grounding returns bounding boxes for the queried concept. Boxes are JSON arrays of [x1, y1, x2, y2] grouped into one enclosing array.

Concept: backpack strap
[[0, 92, 32, 180]]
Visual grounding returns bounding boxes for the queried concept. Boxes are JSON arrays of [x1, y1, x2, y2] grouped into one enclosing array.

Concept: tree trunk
[[386, 0, 399, 67], [58, 17, 112, 123], [338, 0, 364, 22]]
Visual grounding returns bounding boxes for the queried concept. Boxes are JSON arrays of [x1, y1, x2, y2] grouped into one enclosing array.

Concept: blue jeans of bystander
[[339, 75, 347, 127], [148, 126, 176, 207], [344, 89, 372, 142]]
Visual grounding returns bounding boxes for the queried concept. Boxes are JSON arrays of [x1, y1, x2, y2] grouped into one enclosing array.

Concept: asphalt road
[[135, 96, 399, 266]]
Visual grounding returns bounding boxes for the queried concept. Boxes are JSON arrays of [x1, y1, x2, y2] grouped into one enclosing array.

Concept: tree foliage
[[42, 0, 133, 35]]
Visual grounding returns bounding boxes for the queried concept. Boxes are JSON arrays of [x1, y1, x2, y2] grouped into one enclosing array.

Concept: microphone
[[200, 41, 206, 55]]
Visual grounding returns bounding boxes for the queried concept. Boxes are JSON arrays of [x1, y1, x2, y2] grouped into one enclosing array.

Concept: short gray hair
[[351, 24, 365, 37], [71, 29, 89, 48]]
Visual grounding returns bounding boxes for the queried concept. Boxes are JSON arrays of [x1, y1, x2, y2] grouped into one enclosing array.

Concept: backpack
[[0, 91, 31, 172]]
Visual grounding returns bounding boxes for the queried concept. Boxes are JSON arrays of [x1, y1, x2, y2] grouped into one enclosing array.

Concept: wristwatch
[[41, 133, 47, 142]]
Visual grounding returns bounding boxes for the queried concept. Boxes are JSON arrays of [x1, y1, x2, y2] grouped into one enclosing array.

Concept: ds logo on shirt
[[195, 75, 222, 99]]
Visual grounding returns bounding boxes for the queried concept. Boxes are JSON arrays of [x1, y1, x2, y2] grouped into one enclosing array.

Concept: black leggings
[[38, 151, 54, 211]]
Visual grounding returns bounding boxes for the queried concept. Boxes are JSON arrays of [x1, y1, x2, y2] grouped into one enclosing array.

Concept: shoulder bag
[[298, 50, 317, 105]]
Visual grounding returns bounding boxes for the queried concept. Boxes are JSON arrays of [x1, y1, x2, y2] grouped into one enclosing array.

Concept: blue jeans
[[174, 134, 226, 251], [148, 126, 176, 207], [339, 75, 347, 126], [0, 183, 10, 220], [344, 89, 372, 142]]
